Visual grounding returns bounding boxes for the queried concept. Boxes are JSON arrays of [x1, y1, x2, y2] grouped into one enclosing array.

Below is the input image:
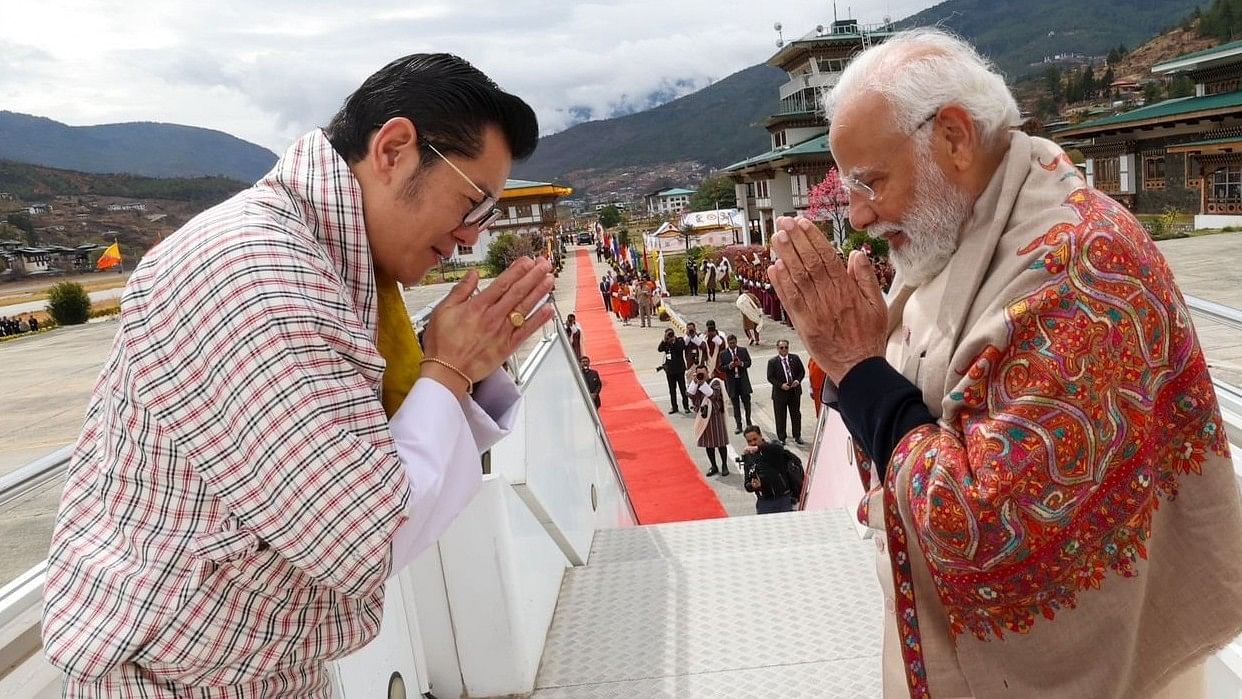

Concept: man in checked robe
[[770, 29, 1242, 698], [43, 54, 555, 697]]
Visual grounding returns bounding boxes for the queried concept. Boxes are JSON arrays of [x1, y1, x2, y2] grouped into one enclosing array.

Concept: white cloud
[[1, 0, 938, 154]]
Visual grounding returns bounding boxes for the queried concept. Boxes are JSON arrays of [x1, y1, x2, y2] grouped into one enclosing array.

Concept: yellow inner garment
[[374, 271, 424, 419]]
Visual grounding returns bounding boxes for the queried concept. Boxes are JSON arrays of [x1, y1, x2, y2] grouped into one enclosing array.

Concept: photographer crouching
[[739, 426, 802, 514]]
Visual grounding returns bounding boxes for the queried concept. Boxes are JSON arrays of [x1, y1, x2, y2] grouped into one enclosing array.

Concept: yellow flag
[[96, 243, 122, 271]]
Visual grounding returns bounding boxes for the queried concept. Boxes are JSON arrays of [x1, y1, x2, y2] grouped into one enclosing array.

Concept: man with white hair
[[769, 28, 1242, 698]]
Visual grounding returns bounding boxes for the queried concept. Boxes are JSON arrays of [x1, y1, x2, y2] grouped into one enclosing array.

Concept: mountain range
[[0, 111, 277, 182], [896, 0, 1209, 78]]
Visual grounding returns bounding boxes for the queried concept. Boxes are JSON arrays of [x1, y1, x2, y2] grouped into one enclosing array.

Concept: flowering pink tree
[[807, 167, 851, 246]]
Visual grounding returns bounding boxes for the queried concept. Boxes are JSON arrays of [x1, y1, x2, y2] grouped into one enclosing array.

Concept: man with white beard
[[768, 28, 1242, 699]]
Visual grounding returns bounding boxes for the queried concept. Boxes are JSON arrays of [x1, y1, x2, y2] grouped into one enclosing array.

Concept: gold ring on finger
[[508, 311, 526, 329]]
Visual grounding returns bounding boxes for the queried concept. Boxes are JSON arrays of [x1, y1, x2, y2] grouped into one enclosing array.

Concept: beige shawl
[[861, 132, 1242, 698]]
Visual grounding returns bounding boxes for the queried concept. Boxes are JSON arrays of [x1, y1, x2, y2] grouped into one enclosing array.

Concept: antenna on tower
[[774, 22, 784, 47], [833, 1, 838, 24]]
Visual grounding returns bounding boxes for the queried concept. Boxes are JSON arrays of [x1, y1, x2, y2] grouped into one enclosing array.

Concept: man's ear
[[936, 105, 980, 173], [366, 117, 421, 185]]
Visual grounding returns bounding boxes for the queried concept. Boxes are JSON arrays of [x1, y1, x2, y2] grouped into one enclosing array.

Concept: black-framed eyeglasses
[[420, 139, 503, 231]]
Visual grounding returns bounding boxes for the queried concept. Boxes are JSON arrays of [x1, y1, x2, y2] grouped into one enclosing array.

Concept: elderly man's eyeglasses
[[839, 110, 938, 203], [421, 140, 503, 231]]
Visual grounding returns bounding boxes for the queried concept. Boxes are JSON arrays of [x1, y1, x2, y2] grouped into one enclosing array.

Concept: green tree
[[1143, 81, 1165, 104], [688, 176, 737, 211], [1101, 66, 1116, 96], [483, 232, 543, 277], [597, 205, 622, 229], [1044, 66, 1064, 104], [47, 282, 91, 325], [1081, 65, 1096, 99]]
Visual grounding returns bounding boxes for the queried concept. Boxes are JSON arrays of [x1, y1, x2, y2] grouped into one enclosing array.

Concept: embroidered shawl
[[860, 132, 1242, 698]]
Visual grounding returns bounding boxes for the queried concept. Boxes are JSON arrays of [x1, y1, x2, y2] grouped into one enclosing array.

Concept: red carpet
[[574, 249, 726, 524]]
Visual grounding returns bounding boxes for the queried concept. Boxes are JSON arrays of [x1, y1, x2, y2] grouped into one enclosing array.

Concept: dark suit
[[657, 336, 689, 411], [582, 367, 603, 409], [767, 352, 805, 442], [599, 279, 613, 312], [720, 346, 753, 431]]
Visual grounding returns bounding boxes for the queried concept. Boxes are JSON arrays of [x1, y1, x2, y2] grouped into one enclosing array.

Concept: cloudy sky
[[2, 1, 938, 154]]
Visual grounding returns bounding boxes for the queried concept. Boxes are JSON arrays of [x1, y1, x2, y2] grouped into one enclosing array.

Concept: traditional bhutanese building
[[1054, 40, 1242, 229], [723, 18, 894, 245], [452, 178, 573, 264]]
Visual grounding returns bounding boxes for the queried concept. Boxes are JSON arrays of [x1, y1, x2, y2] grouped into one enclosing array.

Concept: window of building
[[1212, 167, 1242, 202], [1207, 78, 1241, 95], [1095, 157, 1120, 184], [773, 131, 787, 148], [1144, 156, 1165, 181], [514, 204, 534, 218], [457, 245, 474, 256]]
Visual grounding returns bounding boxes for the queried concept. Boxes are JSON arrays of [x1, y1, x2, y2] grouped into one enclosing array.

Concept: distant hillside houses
[[645, 188, 696, 216], [0, 239, 103, 277], [107, 202, 147, 212]]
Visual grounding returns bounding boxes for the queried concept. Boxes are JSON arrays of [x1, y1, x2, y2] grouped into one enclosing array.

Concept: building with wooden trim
[[451, 178, 572, 264], [1054, 40, 1242, 229], [723, 19, 894, 244]]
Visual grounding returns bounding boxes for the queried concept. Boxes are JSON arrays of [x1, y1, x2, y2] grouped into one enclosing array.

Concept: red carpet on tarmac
[[574, 249, 726, 524]]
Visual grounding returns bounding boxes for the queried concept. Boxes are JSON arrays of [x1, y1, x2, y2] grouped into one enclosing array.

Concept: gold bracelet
[[420, 357, 473, 395]]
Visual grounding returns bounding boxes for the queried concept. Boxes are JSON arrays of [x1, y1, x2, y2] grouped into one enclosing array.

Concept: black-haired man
[[740, 426, 797, 514], [766, 340, 805, 445], [720, 334, 753, 433], [44, 53, 555, 697]]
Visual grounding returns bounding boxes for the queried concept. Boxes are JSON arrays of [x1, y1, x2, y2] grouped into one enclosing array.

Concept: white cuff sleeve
[[464, 368, 521, 451], [386, 376, 496, 573], [698, 381, 715, 397]]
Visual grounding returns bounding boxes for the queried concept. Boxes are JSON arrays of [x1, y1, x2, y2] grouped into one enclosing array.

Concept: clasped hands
[[420, 257, 556, 398], [767, 216, 888, 385]]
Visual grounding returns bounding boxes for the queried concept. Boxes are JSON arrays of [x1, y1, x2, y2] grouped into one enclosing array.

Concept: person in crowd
[[598, 272, 613, 313], [636, 274, 656, 328], [28, 315, 40, 332], [720, 334, 753, 434], [658, 327, 690, 414], [688, 363, 729, 477], [703, 258, 719, 301], [617, 275, 634, 326], [702, 319, 725, 375], [768, 28, 1242, 698], [736, 286, 764, 345], [609, 275, 623, 321], [683, 320, 705, 369], [565, 312, 583, 360], [686, 258, 699, 296], [740, 427, 798, 514], [766, 340, 805, 445], [42, 53, 555, 697], [580, 355, 602, 409]]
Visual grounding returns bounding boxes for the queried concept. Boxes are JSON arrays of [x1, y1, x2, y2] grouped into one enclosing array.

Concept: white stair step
[[536, 508, 883, 697], [587, 509, 859, 566]]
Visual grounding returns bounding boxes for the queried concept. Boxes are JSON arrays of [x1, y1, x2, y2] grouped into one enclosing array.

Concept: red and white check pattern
[[42, 130, 410, 697]]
